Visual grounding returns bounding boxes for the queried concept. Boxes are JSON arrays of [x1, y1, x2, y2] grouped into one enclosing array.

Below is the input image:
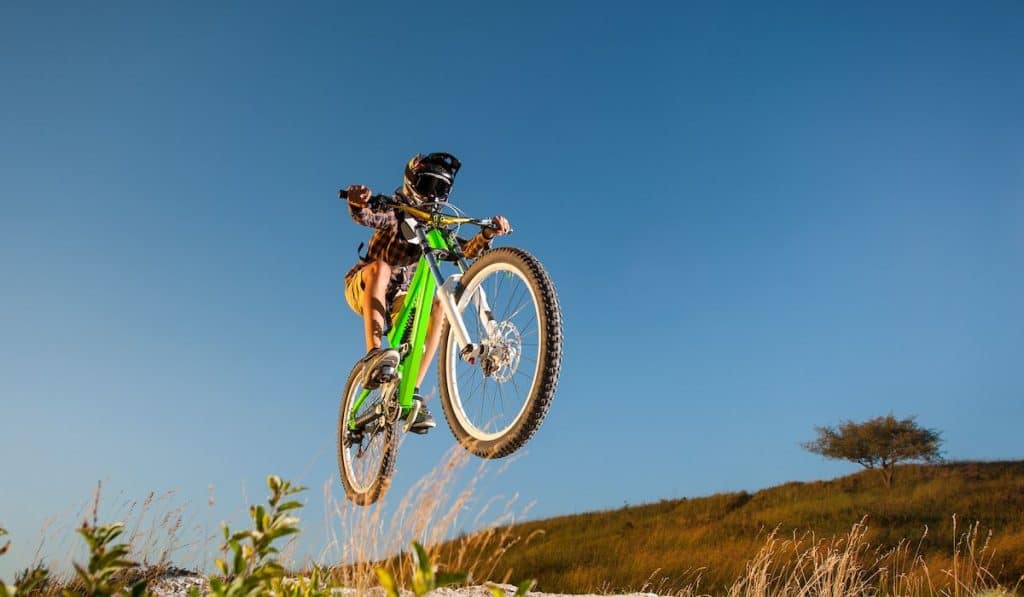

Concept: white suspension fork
[[436, 274, 472, 350], [439, 274, 500, 341]]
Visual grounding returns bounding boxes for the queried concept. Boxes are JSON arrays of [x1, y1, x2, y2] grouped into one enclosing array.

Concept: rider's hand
[[347, 184, 372, 208], [484, 215, 512, 239]]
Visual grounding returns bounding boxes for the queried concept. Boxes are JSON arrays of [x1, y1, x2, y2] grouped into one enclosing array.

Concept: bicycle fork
[[418, 228, 499, 362]]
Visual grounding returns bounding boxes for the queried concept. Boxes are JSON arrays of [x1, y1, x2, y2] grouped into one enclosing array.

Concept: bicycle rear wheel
[[438, 247, 563, 458], [337, 364, 398, 505]]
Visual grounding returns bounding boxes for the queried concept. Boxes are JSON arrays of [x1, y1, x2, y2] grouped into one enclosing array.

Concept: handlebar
[[339, 187, 509, 233]]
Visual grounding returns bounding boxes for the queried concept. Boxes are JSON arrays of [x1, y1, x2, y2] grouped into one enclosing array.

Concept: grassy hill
[[468, 461, 1024, 593]]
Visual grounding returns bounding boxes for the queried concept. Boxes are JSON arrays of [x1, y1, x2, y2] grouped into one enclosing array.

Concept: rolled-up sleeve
[[349, 202, 396, 230], [458, 233, 492, 259]]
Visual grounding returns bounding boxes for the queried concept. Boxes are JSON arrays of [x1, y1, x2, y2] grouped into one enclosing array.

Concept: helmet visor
[[412, 172, 452, 199]]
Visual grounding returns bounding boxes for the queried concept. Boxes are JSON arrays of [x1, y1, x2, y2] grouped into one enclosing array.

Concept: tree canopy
[[803, 415, 942, 488]]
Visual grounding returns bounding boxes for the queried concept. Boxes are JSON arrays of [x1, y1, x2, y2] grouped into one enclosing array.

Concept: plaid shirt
[[345, 192, 492, 301]]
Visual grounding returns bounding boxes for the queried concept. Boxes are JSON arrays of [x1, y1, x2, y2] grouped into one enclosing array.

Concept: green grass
[[463, 460, 1024, 594]]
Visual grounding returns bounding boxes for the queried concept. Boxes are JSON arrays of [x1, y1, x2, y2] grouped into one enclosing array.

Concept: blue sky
[[2, 1, 1022, 577]]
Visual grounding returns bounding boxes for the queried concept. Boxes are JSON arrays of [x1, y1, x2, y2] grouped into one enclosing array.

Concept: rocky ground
[[146, 570, 659, 597], [146, 569, 209, 596]]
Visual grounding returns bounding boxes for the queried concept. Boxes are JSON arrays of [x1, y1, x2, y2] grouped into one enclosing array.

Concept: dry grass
[[318, 440, 536, 591], [482, 461, 1024, 595], [15, 480, 207, 583], [4, 429, 530, 593], [7, 459, 1024, 596], [2, 480, 213, 595], [654, 515, 1020, 597]]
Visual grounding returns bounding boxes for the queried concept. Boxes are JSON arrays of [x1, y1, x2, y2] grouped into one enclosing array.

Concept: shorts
[[345, 266, 404, 324]]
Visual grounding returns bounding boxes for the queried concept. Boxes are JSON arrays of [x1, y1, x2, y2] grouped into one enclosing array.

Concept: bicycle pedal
[[368, 365, 397, 387]]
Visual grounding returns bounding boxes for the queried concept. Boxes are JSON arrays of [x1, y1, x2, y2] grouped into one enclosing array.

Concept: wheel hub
[[482, 320, 522, 382]]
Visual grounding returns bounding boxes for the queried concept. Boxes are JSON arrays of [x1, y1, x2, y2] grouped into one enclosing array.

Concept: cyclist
[[343, 152, 511, 434]]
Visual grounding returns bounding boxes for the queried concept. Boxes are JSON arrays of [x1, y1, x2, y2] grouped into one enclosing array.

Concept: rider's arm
[[349, 201, 396, 230], [457, 215, 511, 258], [457, 232, 493, 259], [346, 185, 396, 230]]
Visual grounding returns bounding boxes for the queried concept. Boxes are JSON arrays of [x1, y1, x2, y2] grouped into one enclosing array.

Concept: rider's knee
[[365, 259, 391, 281]]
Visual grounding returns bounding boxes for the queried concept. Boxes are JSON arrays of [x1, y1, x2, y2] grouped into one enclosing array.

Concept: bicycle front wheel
[[438, 247, 563, 458]]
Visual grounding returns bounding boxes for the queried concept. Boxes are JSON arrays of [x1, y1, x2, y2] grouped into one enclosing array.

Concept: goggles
[[410, 171, 452, 200]]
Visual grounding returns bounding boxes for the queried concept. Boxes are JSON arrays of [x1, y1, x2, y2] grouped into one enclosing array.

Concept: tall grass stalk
[[653, 517, 1021, 596], [320, 441, 535, 591]]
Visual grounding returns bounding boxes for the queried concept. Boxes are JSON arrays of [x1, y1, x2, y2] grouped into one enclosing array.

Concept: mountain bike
[[336, 189, 563, 505]]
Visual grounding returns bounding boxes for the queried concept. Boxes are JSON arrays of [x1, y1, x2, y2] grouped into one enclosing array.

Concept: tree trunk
[[881, 465, 894, 489]]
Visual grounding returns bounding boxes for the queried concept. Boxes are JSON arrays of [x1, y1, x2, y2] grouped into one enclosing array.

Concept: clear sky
[[2, 0, 1022, 578]]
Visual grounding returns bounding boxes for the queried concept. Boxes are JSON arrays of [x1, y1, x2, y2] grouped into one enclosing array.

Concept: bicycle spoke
[[496, 378, 507, 423], [502, 282, 525, 321], [509, 287, 533, 323], [466, 373, 483, 399], [493, 268, 506, 315], [509, 369, 523, 397], [480, 376, 489, 425], [505, 301, 531, 323]]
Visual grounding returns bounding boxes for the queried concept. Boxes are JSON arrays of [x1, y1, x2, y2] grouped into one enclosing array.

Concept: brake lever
[[476, 219, 514, 234]]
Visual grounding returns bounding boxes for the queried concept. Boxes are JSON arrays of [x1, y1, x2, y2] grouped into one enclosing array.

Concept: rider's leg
[[416, 296, 445, 388], [360, 259, 392, 351], [406, 296, 443, 434]]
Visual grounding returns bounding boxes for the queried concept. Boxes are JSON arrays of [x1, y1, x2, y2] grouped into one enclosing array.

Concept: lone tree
[[802, 415, 942, 488]]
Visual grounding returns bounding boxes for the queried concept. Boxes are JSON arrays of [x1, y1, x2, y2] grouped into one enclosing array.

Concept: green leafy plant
[[4, 522, 144, 597], [195, 475, 316, 597], [11, 564, 52, 597], [487, 579, 537, 597], [1, 528, 54, 597], [0, 526, 38, 597], [376, 541, 468, 597], [66, 521, 150, 596]]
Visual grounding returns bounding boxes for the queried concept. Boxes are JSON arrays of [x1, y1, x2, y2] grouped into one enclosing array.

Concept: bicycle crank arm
[[352, 408, 381, 432]]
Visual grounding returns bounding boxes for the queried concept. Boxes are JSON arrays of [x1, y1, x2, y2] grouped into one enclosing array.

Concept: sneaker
[[358, 347, 400, 389], [406, 399, 436, 435]]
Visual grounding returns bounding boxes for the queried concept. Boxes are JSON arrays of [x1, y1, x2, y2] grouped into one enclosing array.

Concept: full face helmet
[[402, 152, 461, 204]]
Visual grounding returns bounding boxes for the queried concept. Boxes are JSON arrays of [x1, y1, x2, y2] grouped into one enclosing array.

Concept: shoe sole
[[359, 351, 401, 389]]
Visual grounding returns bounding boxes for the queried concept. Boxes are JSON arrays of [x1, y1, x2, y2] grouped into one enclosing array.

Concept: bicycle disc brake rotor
[[482, 320, 522, 383]]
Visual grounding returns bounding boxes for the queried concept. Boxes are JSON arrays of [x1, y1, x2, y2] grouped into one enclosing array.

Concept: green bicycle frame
[[349, 229, 453, 428]]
